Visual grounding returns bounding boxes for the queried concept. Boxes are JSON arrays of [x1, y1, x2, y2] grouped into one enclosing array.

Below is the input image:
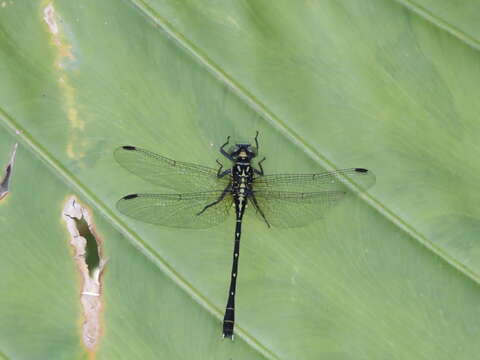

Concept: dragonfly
[[114, 132, 375, 339]]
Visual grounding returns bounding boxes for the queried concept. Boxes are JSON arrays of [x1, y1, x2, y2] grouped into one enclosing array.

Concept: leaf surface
[[1, 1, 479, 359]]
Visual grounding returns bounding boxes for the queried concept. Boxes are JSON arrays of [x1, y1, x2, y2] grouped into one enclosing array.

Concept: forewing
[[114, 146, 228, 192], [252, 190, 348, 228], [116, 191, 233, 229], [253, 168, 375, 193]]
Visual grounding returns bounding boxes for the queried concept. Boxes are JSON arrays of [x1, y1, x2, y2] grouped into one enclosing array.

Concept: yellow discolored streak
[[42, 2, 85, 161]]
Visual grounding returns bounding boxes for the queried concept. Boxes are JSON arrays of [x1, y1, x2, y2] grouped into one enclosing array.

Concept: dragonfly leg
[[254, 157, 266, 176], [216, 159, 231, 178], [216, 159, 223, 176], [219, 169, 231, 178], [250, 194, 271, 228], [254, 130, 260, 151], [197, 185, 230, 215], [220, 136, 233, 160]]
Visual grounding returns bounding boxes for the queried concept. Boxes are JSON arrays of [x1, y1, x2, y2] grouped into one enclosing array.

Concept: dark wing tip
[[123, 194, 139, 200], [122, 145, 137, 151], [355, 168, 369, 173]]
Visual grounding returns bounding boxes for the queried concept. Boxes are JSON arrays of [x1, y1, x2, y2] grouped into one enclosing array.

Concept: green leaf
[[1, 0, 480, 359]]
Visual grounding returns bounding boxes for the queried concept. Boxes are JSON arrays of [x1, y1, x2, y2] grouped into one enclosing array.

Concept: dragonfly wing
[[117, 191, 233, 229], [253, 168, 375, 193], [252, 190, 348, 228], [114, 146, 229, 192]]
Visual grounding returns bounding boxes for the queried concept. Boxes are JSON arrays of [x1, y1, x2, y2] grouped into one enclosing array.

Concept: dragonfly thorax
[[231, 162, 254, 191]]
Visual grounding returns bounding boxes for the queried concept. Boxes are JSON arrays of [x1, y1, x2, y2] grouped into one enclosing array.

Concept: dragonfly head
[[229, 143, 257, 160]]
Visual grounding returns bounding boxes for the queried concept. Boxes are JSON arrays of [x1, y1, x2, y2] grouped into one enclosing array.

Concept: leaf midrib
[[394, 0, 480, 52]]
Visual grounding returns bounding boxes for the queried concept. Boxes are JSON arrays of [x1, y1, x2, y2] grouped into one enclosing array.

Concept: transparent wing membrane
[[117, 191, 233, 229], [250, 168, 375, 228], [115, 146, 375, 229], [114, 146, 228, 192], [252, 190, 348, 228], [253, 168, 375, 193]]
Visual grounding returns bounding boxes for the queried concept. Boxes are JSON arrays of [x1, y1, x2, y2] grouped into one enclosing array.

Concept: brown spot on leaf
[[0, 143, 18, 201]]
